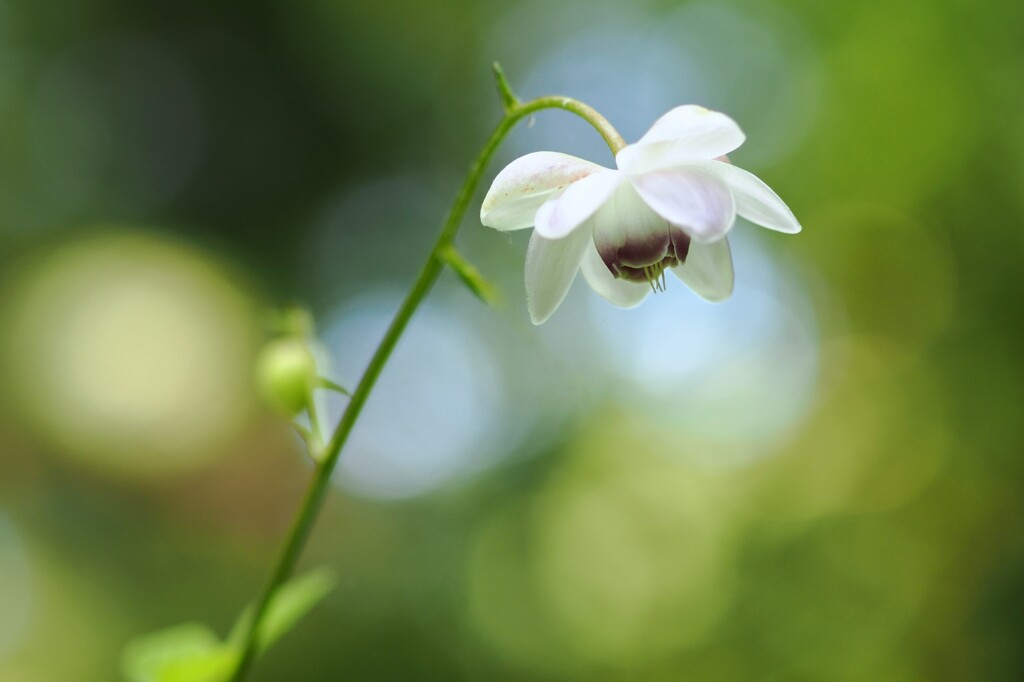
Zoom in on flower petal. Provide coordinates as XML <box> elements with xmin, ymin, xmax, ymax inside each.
<box><xmin>579</xmin><ymin>242</ymin><xmax>651</xmax><ymax>308</ymax></box>
<box><xmin>628</xmin><ymin>166</ymin><xmax>736</xmax><ymax>243</ymax></box>
<box><xmin>671</xmin><ymin>237</ymin><xmax>734</xmax><ymax>302</ymax></box>
<box><xmin>616</xmin><ymin>106</ymin><xmax>745</xmax><ymax>174</ymax></box>
<box><xmin>590</xmin><ymin>182</ymin><xmax>675</xmax><ymax>273</ymax></box>
<box><xmin>524</xmin><ymin>227</ymin><xmax>591</xmax><ymax>325</ymax></box>
<box><xmin>696</xmin><ymin>160</ymin><xmax>801</xmax><ymax>234</ymax></box>
<box><xmin>480</xmin><ymin>152</ymin><xmax>607</xmax><ymax>231</ymax></box>
<box><xmin>534</xmin><ymin>170</ymin><xmax>622</xmax><ymax>239</ymax></box>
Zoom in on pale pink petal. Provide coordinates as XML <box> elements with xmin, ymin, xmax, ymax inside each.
<box><xmin>480</xmin><ymin>152</ymin><xmax>606</xmax><ymax>231</ymax></box>
<box><xmin>628</xmin><ymin>166</ymin><xmax>737</xmax><ymax>242</ymax></box>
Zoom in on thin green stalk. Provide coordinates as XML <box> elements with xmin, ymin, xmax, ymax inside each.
<box><xmin>226</xmin><ymin>90</ymin><xmax>624</xmax><ymax>682</ymax></box>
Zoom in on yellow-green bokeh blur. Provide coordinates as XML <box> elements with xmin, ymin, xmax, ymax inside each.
<box><xmin>1</xmin><ymin>0</ymin><xmax>1022</xmax><ymax>680</ymax></box>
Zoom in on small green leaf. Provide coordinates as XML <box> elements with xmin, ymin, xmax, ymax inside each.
<box><xmin>491</xmin><ymin>62</ymin><xmax>520</xmax><ymax>113</ymax></box>
<box><xmin>438</xmin><ymin>245</ymin><xmax>501</xmax><ymax>306</ymax></box>
<box><xmin>123</xmin><ymin>569</ymin><xmax>337</xmax><ymax>682</ymax></box>
<box><xmin>121</xmin><ymin>623</ymin><xmax>236</xmax><ymax>682</ymax></box>
<box><xmin>229</xmin><ymin>567</ymin><xmax>337</xmax><ymax>654</ymax></box>
<box><xmin>317</xmin><ymin>377</ymin><xmax>351</xmax><ymax>396</ymax></box>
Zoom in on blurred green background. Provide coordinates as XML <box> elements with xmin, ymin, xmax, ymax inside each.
<box><xmin>1</xmin><ymin>0</ymin><xmax>1023</xmax><ymax>680</ymax></box>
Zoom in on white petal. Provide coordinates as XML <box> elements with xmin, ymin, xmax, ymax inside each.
<box><xmin>696</xmin><ymin>160</ymin><xmax>801</xmax><ymax>234</ymax></box>
<box><xmin>534</xmin><ymin>170</ymin><xmax>622</xmax><ymax>239</ymax></box>
<box><xmin>524</xmin><ymin>227</ymin><xmax>591</xmax><ymax>325</ymax></box>
<box><xmin>629</xmin><ymin>166</ymin><xmax>736</xmax><ymax>243</ymax></box>
<box><xmin>480</xmin><ymin>152</ymin><xmax>606</xmax><ymax>231</ymax></box>
<box><xmin>579</xmin><ymin>242</ymin><xmax>651</xmax><ymax>308</ymax></box>
<box><xmin>616</xmin><ymin>106</ymin><xmax>745</xmax><ymax>174</ymax></box>
<box><xmin>672</xmin><ymin>237</ymin><xmax>734</xmax><ymax>302</ymax></box>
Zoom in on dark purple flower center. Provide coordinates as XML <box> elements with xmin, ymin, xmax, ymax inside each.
<box><xmin>596</xmin><ymin>227</ymin><xmax>691</xmax><ymax>291</ymax></box>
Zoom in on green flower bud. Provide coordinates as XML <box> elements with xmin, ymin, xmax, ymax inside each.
<box><xmin>256</xmin><ymin>338</ymin><xmax>317</xmax><ymax>416</ymax></box>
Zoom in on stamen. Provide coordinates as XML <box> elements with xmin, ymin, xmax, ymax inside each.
<box><xmin>639</xmin><ymin>262</ymin><xmax>670</xmax><ymax>292</ymax></box>
<box><xmin>613</xmin><ymin>255</ymin><xmax>679</xmax><ymax>287</ymax></box>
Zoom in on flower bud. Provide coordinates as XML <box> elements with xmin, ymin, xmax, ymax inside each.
<box><xmin>256</xmin><ymin>338</ymin><xmax>317</xmax><ymax>416</ymax></box>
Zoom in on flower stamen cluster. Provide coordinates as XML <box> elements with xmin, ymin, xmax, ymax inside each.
<box><xmin>637</xmin><ymin>262</ymin><xmax>671</xmax><ymax>292</ymax></box>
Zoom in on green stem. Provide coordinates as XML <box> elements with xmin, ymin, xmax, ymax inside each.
<box><xmin>304</xmin><ymin>394</ymin><xmax>324</xmax><ymax>460</ymax></box>
<box><xmin>225</xmin><ymin>93</ymin><xmax>624</xmax><ymax>682</ymax></box>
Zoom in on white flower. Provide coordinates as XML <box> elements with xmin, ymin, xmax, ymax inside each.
<box><xmin>480</xmin><ymin>105</ymin><xmax>801</xmax><ymax>324</ymax></box>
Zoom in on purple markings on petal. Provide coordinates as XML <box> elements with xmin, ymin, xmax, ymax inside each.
<box><xmin>596</xmin><ymin>225</ymin><xmax>692</xmax><ymax>284</ymax></box>
<box><xmin>670</xmin><ymin>227</ymin><xmax>691</xmax><ymax>264</ymax></box>
<box><xmin>617</xmin><ymin>231</ymin><xmax>671</xmax><ymax>268</ymax></box>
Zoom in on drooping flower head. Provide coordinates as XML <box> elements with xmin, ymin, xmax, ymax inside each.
<box><xmin>480</xmin><ymin>105</ymin><xmax>801</xmax><ymax>324</ymax></box>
